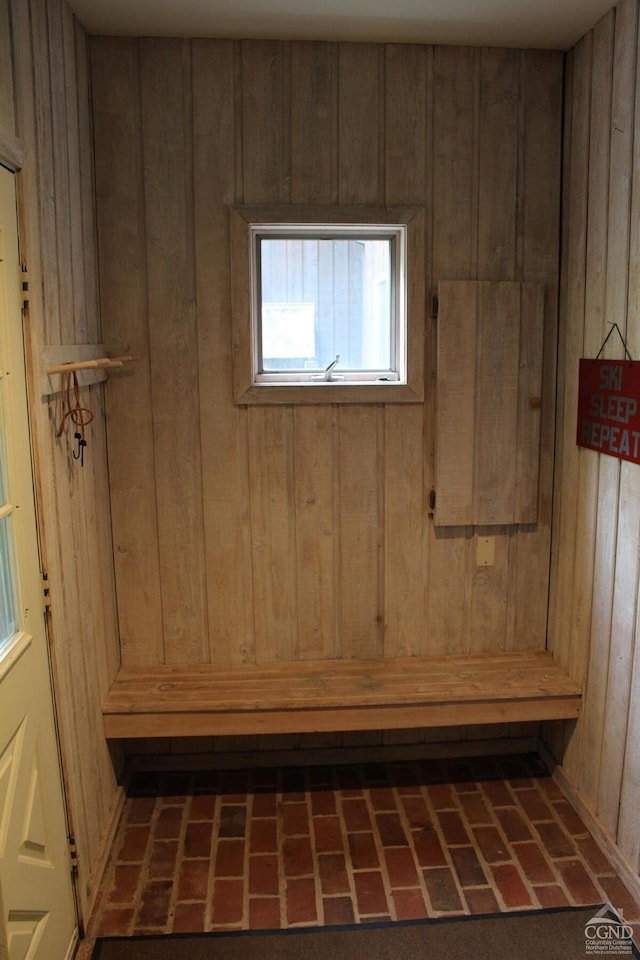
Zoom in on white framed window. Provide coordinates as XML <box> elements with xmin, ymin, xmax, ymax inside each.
<box><xmin>230</xmin><ymin>206</ymin><xmax>425</xmax><ymax>405</ymax></box>
<box><xmin>254</xmin><ymin>225</ymin><xmax>405</xmax><ymax>384</ymax></box>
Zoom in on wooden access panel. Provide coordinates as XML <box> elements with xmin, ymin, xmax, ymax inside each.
<box><xmin>435</xmin><ymin>280</ymin><xmax>545</xmax><ymax>526</ymax></box>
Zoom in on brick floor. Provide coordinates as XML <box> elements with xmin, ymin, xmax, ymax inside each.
<box><xmin>87</xmin><ymin>754</ymin><xmax>640</xmax><ymax>938</ymax></box>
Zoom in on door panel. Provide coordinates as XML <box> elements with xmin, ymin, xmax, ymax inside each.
<box><xmin>0</xmin><ymin>166</ymin><xmax>77</xmax><ymax>959</ymax></box>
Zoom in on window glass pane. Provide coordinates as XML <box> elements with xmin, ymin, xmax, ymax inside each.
<box><xmin>0</xmin><ymin>516</ymin><xmax>17</xmax><ymax>651</ymax></box>
<box><xmin>259</xmin><ymin>237</ymin><xmax>392</xmax><ymax>374</ymax></box>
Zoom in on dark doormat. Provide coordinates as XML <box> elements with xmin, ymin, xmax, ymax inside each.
<box><xmin>91</xmin><ymin>905</ymin><xmax>640</xmax><ymax>960</ymax></box>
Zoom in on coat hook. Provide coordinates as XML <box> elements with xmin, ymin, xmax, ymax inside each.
<box><xmin>72</xmin><ymin>431</ymin><xmax>87</xmax><ymax>465</ymax></box>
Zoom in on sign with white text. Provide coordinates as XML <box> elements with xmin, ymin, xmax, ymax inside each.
<box><xmin>577</xmin><ymin>359</ymin><xmax>640</xmax><ymax>464</ymax></box>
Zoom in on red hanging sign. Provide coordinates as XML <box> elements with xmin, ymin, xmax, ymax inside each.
<box><xmin>577</xmin><ymin>359</ymin><xmax>640</xmax><ymax>464</ymax></box>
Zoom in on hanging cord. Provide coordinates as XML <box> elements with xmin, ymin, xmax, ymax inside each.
<box><xmin>56</xmin><ymin>369</ymin><xmax>95</xmax><ymax>465</ymax></box>
<box><xmin>594</xmin><ymin>322</ymin><xmax>634</xmax><ymax>361</ymax></box>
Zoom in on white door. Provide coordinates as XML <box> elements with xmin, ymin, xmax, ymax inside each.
<box><xmin>0</xmin><ymin>166</ymin><xmax>77</xmax><ymax>959</ymax></box>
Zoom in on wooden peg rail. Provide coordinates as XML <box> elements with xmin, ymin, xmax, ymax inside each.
<box><xmin>41</xmin><ymin>344</ymin><xmax>136</xmax><ymax>396</ymax></box>
<box><xmin>45</xmin><ymin>355</ymin><xmax>133</xmax><ymax>375</ymax></box>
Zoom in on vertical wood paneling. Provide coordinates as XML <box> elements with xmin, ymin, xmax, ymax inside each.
<box><xmin>92</xmin><ymin>39</ymin><xmax>163</xmax><ymax>666</ymax></box>
<box><xmin>384</xmin><ymin>44</ymin><xmax>426</xmax><ymax>204</ymax></box>
<box><xmin>549</xmin><ymin>0</ymin><xmax>640</xmax><ymax>886</ymax></box>
<box><xmin>571</xmin><ymin>4</ymin><xmax>630</xmax><ymax>797</ymax></box>
<box><xmin>618</xmin><ymin>617</ymin><xmax>640</xmax><ymax>870</ymax></box>
<box><xmin>38</xmin><ymin>0</ymin><xmax>111</xmax><ymax>896</ymax></box>
<box><xmin>568</xmin><ymin>11</ymin><xmax>614</xmax><ymax>696</ymax></box>
<box><xmin>248</xmin><ymin>408</ymin><xmax>297</xmax><ymax>662</ymax></box>
<box><xmin>432</xmin><ymin>46</ymin><xmax>476</xmax><ymax>281</ymax></box>
<box><xmin>521</xmin><ymin>51</ymin><xmax>564</xmax><ymax>287</ymax></box>
<box><xmin>290</xmin><ymin>42</ymin><xmax>337</xmax><ymax>205</ymax></box>
<box><xmin>382</xmin><ymin>405</ymin><xmax>424</xmax><ymax>657</ymax></box>
<box><xmin>8</xmin><ymin>0</ymin><xmax>123</xmax><ymax>923</ymax></box>
<box><xmin>85</xmin><ymin>395</ymin><xmax>120</xmax><ymax>692</ymax></box>
<box><xmin>468</xmin><ymin>286</ymin><xmax>516</xmax><ymax>654</ymax></box>
<box><xmin>435</xmin><ymin>282</ymin><xmax>477</xmax><ymax>526</ymax></box>
<box><xmin>241</xmin><ymin>40</ymin><xmax>287</xmax><ymax>204</ymax></box>
<box><xmin>429</xmin><ymin>46</ymin><xmax>476</xmax><ymax>653</ymax></box>
<box><xmin>30</xmin><ymin>0</ymin><xmax>59</xmax><ymax>347</ymax></box>
<box><xmin>0</xmin><ymin>0</ymin><xmax>14</xmax><ymax>131</ymax></box>
<box><xmin>74</xmin><ymin>20</ymin><xmax>100</xmax><ymax>342</ymax></box>
<box><xmin>339</xmin><ymin>406</ymin><xmax>381</xmax><ymax>658</ymax></box>
<box><xmin>617</xmin><ymin>7</ymin><xmax>640</xmax><ymax>869</ymax></box>
<box><xmin>383</xmin><ymin>44</ymin><xmax>427</xmax><ymax>659</ymax></box>
<box><xmin>52</xmin><ymin>0</ymin><xmax>117</xmax><ymax>844</ymax></box>
<box><xmin>552</xmin><ymin>36</ymin><xmax>594</xmax><ymax>675</ymax></box>
<box><xmin>93</xmin><ymin>41</ymin><xmax>561</xmax><ymax>689</ymax></box>
<box><xmin>419</xmin><ymin>50</ymin><xmax>435</xmax><ymax>664</ymax></box>
<box><xmin>546</xmin><ymin>31</ymin><xmax>594</xmax><ymax>768</ymax></box>
<box><xmin>241</xmin><ymin>40</ymin><xmax>297</xmax><ymax>665</ymax></box>
<box><xmin>289</xmin><ymin>42</ymin><xmax>340</xmax><ymax>664</ymax></box>
<box><xmin>472</xmin><ymin>48</ymin><xmax>521</xmax><ymax>654</ymax></box>
<box><xmin>46</xmin><ymin>0</ymin><xmax>74</xmax><ymax>344</ymax></box>
<box><xmin>544</xmin><ymin>49</ymin><xmax>573</xmax><ymax>727</ymax></box>
<box><xmin>436</xmin><ymin>280</ymin><xmax>543</xmax><ymax>529</ymax></box>
<box><xmin>475</xmin><ymin>283</ymin><xmax>520</xmax><ymax>523</ymax></box>
<box><xmin>46</xmin><ymin>15</ymin><xmax>104</xmax><ymax>862</ymax></box>
<box><xmin>80</xmin><ymin>0</ymin><xmax>120</xmax><ymax>694</ymax></box>
<box><xmin>338</xmin><ymin>44</ymin><xmax>380</xmax><ymax>205</ymax></box>
<box><xmin>572</xmin><ymin>11</ymin><xmax>615</xmax><ymax>796</ymax></box>
<box><xmin>337</xmin><ymin>43</ymin><xmax>383</xmax><ymax>659</ymax></box>
<box><xmin>192</xmin><ymin>40</ymin><xmax>254</xmax><ymax>666</ymax></box>
<box><xmin>293</xmin><ymin>406</ymin><xmax>337</xmax><ymax>660</ymax></box>
<box><xmin>61</xmin><ymin>2</ymin><xmax>85</xmax><ymax>342</ymax></box>
<box><xmin>595</xmin><ymin>0</ymin><xmax>639</xmax><ymax>837</ymax></box>
<box><xmin>513</xmin><ymin>50</ymin><xmax>563</xmax><ymax>651</ymax></box>
<box><xmin>140</xmin><ymin>39</ymin><xmax>208</xmax><ymax>663</ymax></box>
<box><xmin>477</xmin><ymin>49</ymin><xmax>519</xmax><ymax>281</ymax></box>
<box><xmin>515</xmin><ymin>284</ymin><xmax>545</xmax><ymax>523</ymax></box>
<box><xmin>599</xmin><ymin>469</ymin><xmax>640</xmax><ymax>832</ymax></box>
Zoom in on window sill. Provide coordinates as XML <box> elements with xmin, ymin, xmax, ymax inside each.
<box><xmin>235</xmin><ymin>381</ymin><xmax>424</xmax><ymax>405</ymax></box>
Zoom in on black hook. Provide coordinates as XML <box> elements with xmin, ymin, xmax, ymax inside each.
<box><xmin>73</xmin><ymin>431</ymin><xmax>87</xmax><ymax>466</ymax></box>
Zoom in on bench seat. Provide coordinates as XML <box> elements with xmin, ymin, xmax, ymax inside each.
<box><xmin>102</xmin><ymin>650</ymin><xmax>582</xmax><ymax>739</ymax></box>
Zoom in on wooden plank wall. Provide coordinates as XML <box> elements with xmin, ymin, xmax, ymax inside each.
<box><xmin>547</xmin><ymin>0</ymin><xmax>640</xmax><ymax>885</ymax></box>
<box><xmin>2</xmin><ymin>0</ymin><xmax>123</xmax><ymax>922</ymax></box>
<box><xmin>91</xmin><ymin>39</ymin><xmax>563</xmax><ymax>699</ymax></box>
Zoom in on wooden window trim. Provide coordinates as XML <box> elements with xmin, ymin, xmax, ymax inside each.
<box><xmin>230</xmin><ymin>204</ymin><xmax>425</xmax><ymax>405</ymax></box>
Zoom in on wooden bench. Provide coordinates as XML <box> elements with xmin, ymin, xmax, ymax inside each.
<box><xmin>102</xmin><ymin>650</ymin><xmax>581</xmax><ymax>739</ymax></box>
